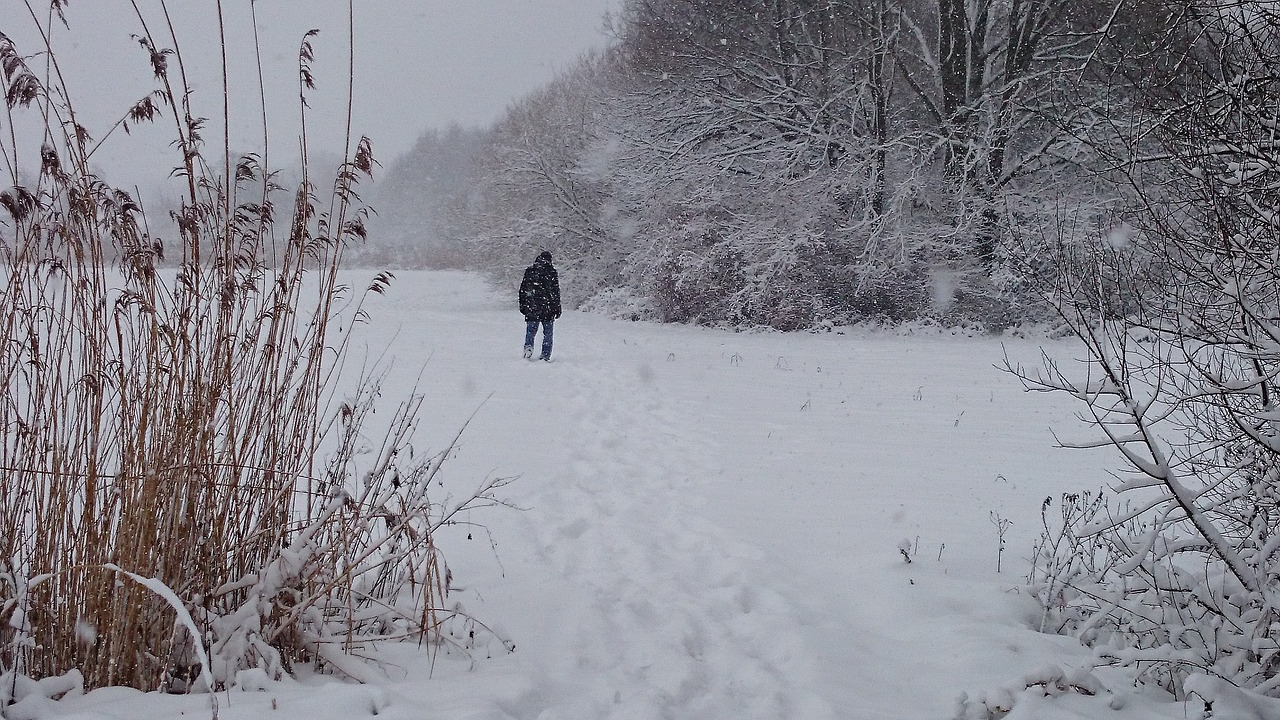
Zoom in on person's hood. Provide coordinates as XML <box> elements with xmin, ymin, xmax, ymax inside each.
<box><xmin>536</xmin><ymin>251</ymin><xmax>553</xmax><ymax>265</ymax></box>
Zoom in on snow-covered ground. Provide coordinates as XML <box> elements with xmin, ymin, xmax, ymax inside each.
<box><xmin>35</xmin><ymin>271</ymin><xmax>1208</xmax><ymax>720</ymax></box>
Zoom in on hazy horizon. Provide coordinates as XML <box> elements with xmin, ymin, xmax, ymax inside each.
<box><xmin>0</xmin><ymin>1</ymin><xmax>618</xmax><ymax>197</ymax></box>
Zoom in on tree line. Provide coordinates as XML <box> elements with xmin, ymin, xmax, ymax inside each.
<box><xmin>369</xmin><ymin>0</ymin><xmax>1185</xmax><ymax>330</ymax></box>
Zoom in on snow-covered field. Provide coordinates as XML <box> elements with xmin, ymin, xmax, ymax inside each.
<box><xmin>34</xmin><ymin>271</ymin><xmax>1209</xmax><ymax>719</ymax></box>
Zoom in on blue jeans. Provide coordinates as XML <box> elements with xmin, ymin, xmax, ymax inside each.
<box><xmin>525</xmin><ymin>320</ymin><xmax>553</xmax><ymax>359</ymax></box>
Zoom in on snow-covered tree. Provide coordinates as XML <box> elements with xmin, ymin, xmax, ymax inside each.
<box><xmin>358</xmin><ymin>125</ymin><xmax>486</xmax><ymax>268</ymax></box>
<box><xmin>451</xmin><ymin>55</ymin><xmax>622</xmax><ymax>307</ymax></box>
<box><xmin>1023</xmin><ymin>1</ymin><xmax>1280</xmax><ymax>697</ymax></box>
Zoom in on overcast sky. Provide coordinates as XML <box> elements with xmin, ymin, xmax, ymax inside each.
<box><xmin>1</xmin><ymin>0</ymin><xmax>618</xmax><ymax>193</ymax></box>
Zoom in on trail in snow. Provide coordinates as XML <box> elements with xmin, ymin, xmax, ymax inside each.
<box><xmin>44</xmin><ymin>271</ymin><xmax>1136</xmax><ymax>720</ymax></box>
<box><xmin>510</xmin><ymin>338</ymin><xmax>837</xmax><ymax>719</ymax></box>
<box><xmin>356</xmin><ymin>271</ymin><xmax>1112</xmax><ymax>719</ymax></box>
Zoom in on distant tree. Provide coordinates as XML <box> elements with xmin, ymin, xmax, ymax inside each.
<box><xmin>900</xmin><ymin>0</ymin><xmax>1122</xmax><ymax>266</ymax></box>
<box><xmin>358</xmin><ymin>125</ymin><xmax>486</xmax><ymax>267</ymax></box>
<box><xmin>602</xmin><ymin>0</ymin><xmax>951</xmax><ymax>326</ymax></box>
<box><xmin>618</xmin><ymin>0</ymin><xmax>882</xmax><ymax>185</ymax></box>
<box><xmin>453</xmin><ymin>55</ymin><xmax>621</xmax><ymax>305</ymax></box>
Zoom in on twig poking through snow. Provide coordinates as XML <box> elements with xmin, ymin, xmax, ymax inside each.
<box><xmin>989</xmin><ymin>512</ymin><xmax>1011</xmax><ymax>573</ymax></box>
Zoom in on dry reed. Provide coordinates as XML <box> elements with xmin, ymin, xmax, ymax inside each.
<box><xmin>0</xmin><ymin>2</ymin><xmax>507</xmax><ymax>695</ymax></box>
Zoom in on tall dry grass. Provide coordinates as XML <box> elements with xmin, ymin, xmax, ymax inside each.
<box><xmin>0</xmin><ymin>2</ymin><xmax>507</xmax><ymax>694</ymax></box>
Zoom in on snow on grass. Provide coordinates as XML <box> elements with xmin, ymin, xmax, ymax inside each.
<box><xmin>35</xmin><ymin>270</ymin><xmax>1204</xmax><ymax>720</ymax></box>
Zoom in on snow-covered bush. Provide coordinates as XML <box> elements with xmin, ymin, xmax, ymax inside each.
<box><xmin>0</xmin><ymin>9</ymin><xmax>505</xmax><ymax>695</ymax></box>
<box><xmin>1018</xmin><ymin>2</ymin><xmax>1280</xmax><ymax>699</ymax></box>
<box><xmin>1029</xmin><ymin>482</ymin><xmax>1280</xmax><ymax>695</ymax></box>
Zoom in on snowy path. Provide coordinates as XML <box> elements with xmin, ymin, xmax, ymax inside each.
<box><xmin>50</xmin><ymin>271</ymin><xmax>1121</xmax><ymax>720</ymax></box>
<box><xmin>510</xmin><ymin>335</ymin><xmax>838</xmax><ymax>719</ymax></box>
<box><xmin>364</xmin><ymin>271</ymin><xmax>1111</xmax><ymax>719</ymax></box>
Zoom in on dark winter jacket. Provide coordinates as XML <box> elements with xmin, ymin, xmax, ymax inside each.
<box><xmin>519</xmin><ymin>253</ymin><xmax>561</xmax><ymax>323</ymax></box>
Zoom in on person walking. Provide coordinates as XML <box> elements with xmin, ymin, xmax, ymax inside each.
<box><xmin>519</xmin><ymin>250</ymin><xmax>561</xmax><ymax>361</ymax></box>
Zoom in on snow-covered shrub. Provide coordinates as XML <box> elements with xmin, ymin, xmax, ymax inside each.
<box><xmin>0</xmin><ymin>10</ymin><xmax>506</xmax><ymax>695</ymax></box>
<box><xmin>576</xmin><ymin>286</ymin><xmax>659</xmax><ymax>322</ymax></box>
<box><xmin>953</xmin><ymin>664</ymin><xmax>1113</xmax><ymax>719</ymax></box>
<box><xmin>1029</xmin><ymin>484</ymin><xmax>1280</xmax><ymax>697</ymax></box>
<box><xmin>1025</xmin><ymin>492</ymin><xmax>1114</xmax><ymax>637</ymax></box>
<box><xmin>1018</xmin><ymin>4</ymin><xmax>1280</xmax><ymax>699</ymax></box>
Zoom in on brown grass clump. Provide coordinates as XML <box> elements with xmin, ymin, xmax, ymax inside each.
<box><xmin>0</xmin><ymin>3</ymin><xmax>507</xmax><ymax>694</ymax></box>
